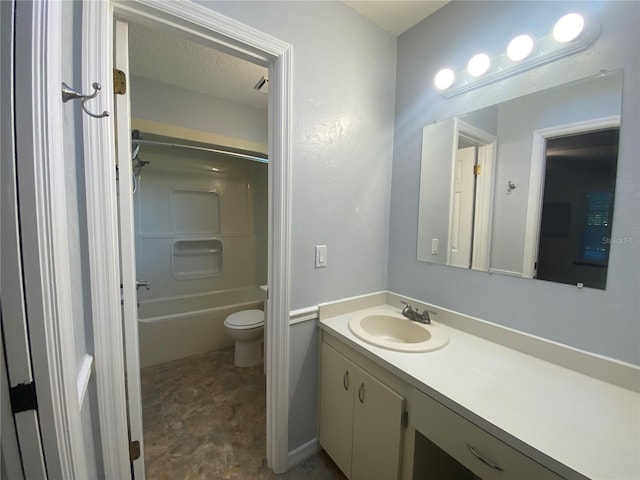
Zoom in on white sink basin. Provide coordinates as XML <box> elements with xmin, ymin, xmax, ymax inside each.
<box><xmin>348</xmin><ymin>309</ymin><xmax>449</xmax><ymax>353</ymax></box>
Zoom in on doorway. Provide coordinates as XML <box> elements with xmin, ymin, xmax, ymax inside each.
<box><xmin>523</xmin><ymin>115</ymin><xmax>620</xmax><ymax>282</ymax></box>
<box><xmin>536</xmin><ymin>128</ymin><xmax>619</xmax><ymax>289</ymax></box>
<box><xmin>116</xmin><ymin>8</ymin><xmax>288</xmax><ymax>472</ymax></box>
<box><xmin>108</xmin><ymin>2</ymin><xmax>293</xmax><ymax>476</ymax></box>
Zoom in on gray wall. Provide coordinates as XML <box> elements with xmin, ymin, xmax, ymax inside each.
<box><xmin>389</xmin><ymin>1</ymin><xmax>640</xmax><ymax>365</ymax></box>
<box><xmin>199</xmin><ymin>1</ymin><xmax>398</xmax><ymax>452</ymax></box>
<box><xmin>201</xmin><ymin>1</ymin><xmax>397</xmax><ymax>310</ymax></box>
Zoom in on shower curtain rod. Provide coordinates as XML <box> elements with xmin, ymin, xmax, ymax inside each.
<box><xmin>131</xmin><ymin>138</ymin><xmax>268</xmax><ymax>163</ymax></box>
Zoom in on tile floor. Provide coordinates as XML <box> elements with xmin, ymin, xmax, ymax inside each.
<box><xmin>141</xmin><ymin>347</ymin><xmax>346</xmax><ymax>479</ymax></box>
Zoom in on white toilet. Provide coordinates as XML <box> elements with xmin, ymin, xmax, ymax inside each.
<box><xmin>224</xmin><ymin>309</ymin><xmax>264</xmax><ymax>367</ymax></box>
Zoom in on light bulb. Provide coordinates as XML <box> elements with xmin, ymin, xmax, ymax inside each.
<box><xmin>434</xmin><ymin>68</ymin><xmax>455</xmax><ymax>90</ymax></box>
<box><xmin>467</xmin><ymin>53</ymin><xmax>490</xmax><ymax>77</ymax></box>
<box><xmin>553</xmin><ymin>13</ymin><xmax>585</xmax><ymax>43</ymax></box>
<box><xmin>507</xmin><ymin>35</ymin><xmax>534</xmax><ymax>61</ymax></box>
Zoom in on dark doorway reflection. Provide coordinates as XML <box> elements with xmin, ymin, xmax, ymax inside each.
<box><xmin>536</xmin><ymin>128</ymin><xmax>619</xmax><ymax>289</ymax></box>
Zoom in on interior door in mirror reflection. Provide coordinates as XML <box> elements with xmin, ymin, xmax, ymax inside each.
<box><xmin>417</xmin><ymin>69</ymin><xmax>623</xmax><ymax>290</ymax></box>
<box><xmin>449</xmin><ymin>147</ymin><xmax>476</xmax><ymax>268</ymax></box>
<box><xmin>418</xmin><ymin>118</ymin><xmax>496</xmax><ymax>271</ymax></box>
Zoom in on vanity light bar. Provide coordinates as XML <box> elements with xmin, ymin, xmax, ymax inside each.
<box><xmin>435</xmin><ymin>13</ymin><xmax>600</xmax><ymax>97</ymax></box>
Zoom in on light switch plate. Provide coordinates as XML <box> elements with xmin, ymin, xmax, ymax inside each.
<box><xmin>315</xmin><ymin>245</ymin><xmax>327</xmax><ymax>268</ymax></box>
<box><xmin>431</xmin><ymin>238</ymin><xmax>438</xmax><ymax>255</ymax></box>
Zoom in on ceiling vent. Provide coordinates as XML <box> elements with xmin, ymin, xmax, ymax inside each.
<box><xmin>253</xmin><ymin>76</ymin><xmax>268</xmax><ymax>94</ymax></box>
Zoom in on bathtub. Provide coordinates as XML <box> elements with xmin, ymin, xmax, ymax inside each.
<box><xmin>138</xmin><ymin>286</ymin><xmax>265</xmax><ymax>367</ymax></box>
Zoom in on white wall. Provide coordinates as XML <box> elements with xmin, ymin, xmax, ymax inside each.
<box><xmin>199</xmin><ymin>0</ymin><xmax>398</xmax><ymax>453</ymax></box>
<box><xmin>389</xmin><ymin>1</ymin><xmax>640</xmax><ymax>365</ymax></box>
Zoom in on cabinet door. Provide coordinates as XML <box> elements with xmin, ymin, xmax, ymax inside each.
<box><xmin>319</xmin><ymin>343</ymin><xmax>356</xmax><ymax>478</ymax></box>
<box><xmin>351</xmin><ymin>368</ymin><xmax>404</xmax><ymax>480</ymax></box>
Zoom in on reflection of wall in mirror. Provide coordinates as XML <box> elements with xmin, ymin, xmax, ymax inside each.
<box><xmin>489</xmin><ymin>73</ymin><xmax>622</xmax><ymax>275</ymax></box>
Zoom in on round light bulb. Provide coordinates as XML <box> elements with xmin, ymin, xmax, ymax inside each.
<box><xmin>434</xmin><ymin>68</ymin><xmax>455</xmax><ymax>90</ymax></box>
<box><xmin>553</xmin><ymin>13</ymin><xmax>585</xmax><ymax>43</ymax></box>
<box><xmin>507</xmin><ymin>35</ymin><xmax>534</xmax><ymax>61</ymax></box>
<box><xmin>467</xmin><ymin>53</ymin><xmax>491</xmax><ymax>77</ymax></box>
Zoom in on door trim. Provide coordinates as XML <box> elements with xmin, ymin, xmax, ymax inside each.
<box><xmin>522</xmin><ymin>115</ymin><xmax>620</xmax><ymax>278</ymax></box>
<box><xmin>109</xmin><ymin>0</ymin><xmax>293</xmax><ymax>474</ymax></box>
<box><xmin>12</xmin><ymin>1</ymin><xmax>89</xmax><ymax>477</ymax></box>
<box><xmin>77</xmin><ymin>1</ymin><xmax>133</xmax><ymax>477</ymax></box>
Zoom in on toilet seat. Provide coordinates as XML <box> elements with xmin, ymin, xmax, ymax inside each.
<box><xmin>224</xmin><ymin>309</ymin><xmax>264</xmax><ymax>330</ymax></box>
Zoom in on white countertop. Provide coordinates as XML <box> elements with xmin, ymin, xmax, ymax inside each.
<box><xmin>319</xmin><ymin>304</ymin><xmax>640</xmax><ymax>480</ymax></box>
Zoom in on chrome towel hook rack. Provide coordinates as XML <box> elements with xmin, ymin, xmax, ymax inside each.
<box><xmin>61</xmin><ymin>82</ymin><xmax>110</xmax><ymax>118</ymax></box>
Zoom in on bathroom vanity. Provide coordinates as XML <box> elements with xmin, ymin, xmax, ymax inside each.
<box><xmin>317</xmin><ymin>293</ymin><xmax>640</xmax><ymax>480</ymax></box>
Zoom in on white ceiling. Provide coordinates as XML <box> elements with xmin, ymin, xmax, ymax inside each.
<box><xmin>343</xmin><ymin>0</ymin><xmax>449</xmax><ymax>36</ymax></box>
<box><xmin>127</xmin><ymin>2</ymin><xmax>448</xmax><ymax>110</ymax></box>
<box><xmin>128</xmin><ymin>22</ymin><xmax>270</xmax><ymax>110</ymax></box>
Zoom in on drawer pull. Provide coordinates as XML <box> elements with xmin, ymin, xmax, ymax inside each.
<box><xmin>358</xmin><ymin>383</ymin><xmax>365</xmax><ymax>404</ymax></box>
<box><xmin>343</xmin><ymin>371</ymin><xmax>349</xmax><ymax>391</ymax></box>
<box><xmin>466</xmin><ymin>444</ymin><xmax>504</xmax><ymax>472</ymax></box>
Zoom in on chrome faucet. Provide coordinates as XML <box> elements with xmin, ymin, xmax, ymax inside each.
<box><xmin>401</xmin><ymin>301</ymin><xmax>435</xmax><ymax>324</ymax></box>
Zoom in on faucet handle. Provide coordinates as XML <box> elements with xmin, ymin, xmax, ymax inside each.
<box><xmin>400</xmin><ymin>301</ymin><xmax>413</xmax><ymax>313</ymax></box>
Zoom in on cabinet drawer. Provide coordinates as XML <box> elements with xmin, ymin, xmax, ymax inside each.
<box><xmin>411</xmin><ymin>389</ymin><xmax>563</xmax><ymax>480</ymax></box>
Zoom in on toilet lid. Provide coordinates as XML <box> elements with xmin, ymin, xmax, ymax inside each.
<box><xmin>224</xmin><ymin>309</ymin><xmax>264</xmax><ymax>329</ymax></box>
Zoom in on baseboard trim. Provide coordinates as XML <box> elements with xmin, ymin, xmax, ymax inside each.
<box><xmin>287</xmin><ymin>438</ymin><xmax>320</xmax><ymax>470</ymax></box>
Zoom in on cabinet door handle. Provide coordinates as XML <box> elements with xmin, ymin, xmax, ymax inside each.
<box><xmin>358</xmin><ymin>383</ymin><xmax>365</xmax><ymax>404</ymax></box>
<box><xmin>466</xmin><ymin>444</ymin><xmax>504</xmax><ymax>472</ymax></box>
<box><xmin>343</xmin><ymin>371</ymin><xmax>349</xmax><ymax>391</ymax></box>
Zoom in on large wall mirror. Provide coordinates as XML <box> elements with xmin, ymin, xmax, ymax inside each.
<box><xmin>417</xmin><ymin>70</ymin><xmax>622</xmax><ymax>290</ymax></box>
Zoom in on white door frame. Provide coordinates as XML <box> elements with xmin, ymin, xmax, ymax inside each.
<box><xmin>10</xmin><ymin>1</ymin><xmax>90</xmax><ymax>477</ymax></box>
<box><xmin>107</xmin><ymin>0</ymin><xmax>293</xmax><ymax>474</ymax></box>
<box><xmin>522</xmin><ymin>115</ymin><xmax>620</xmax><ymax>278</ymax></box>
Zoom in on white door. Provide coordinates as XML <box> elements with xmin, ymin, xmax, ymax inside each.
<box><xmin>114</xmin><ymin>19</ymin><xmax>146</xmax><ymax>479</ymax></box>
<box><xmin>449</xmin><ymin>146</ymin><xmax>477</xmax><ymax>268</ymax></box>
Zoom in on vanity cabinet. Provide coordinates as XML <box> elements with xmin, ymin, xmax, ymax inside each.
<box><xmin>319</xmin><ymin>343</ymin><xmax>405</xmax><ymax>480</ymax></box>
<box><xmin>411</xmin><ymin>389</ymin><xmax>564</xmax><ymax>480</ymax></box>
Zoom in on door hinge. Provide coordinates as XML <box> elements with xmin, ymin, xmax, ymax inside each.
<box><xmin>129</xmin><ymin>440</ymin><xmax>141</xmax><ymax>461</ymax></box>
<box><xmin>10</xmin><ymin>381</ymin><xmax>38</xmax><ymax>414</ymax></box>
<box><xmin>401</xmin><ymin>410</ymin><xmax>408</xmax><ymax>428</ymax></box>
<box><xmin>473</xmin><ymin>164</ymin><xmax>482</xmax><ymax>176</ymax></box>
<box><xmin>113</xmin><ymin>69</ymin><xmax>126</xmax><ymax>95</ymax></box>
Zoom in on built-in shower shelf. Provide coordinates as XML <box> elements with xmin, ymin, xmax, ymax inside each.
<box><xmin>171</xmin><ymin>239</ymin><xmax>223</xmax><ymax>279</ymax></box>
<box><xmin>173</xmin><ymin>249</ymin><xmax>222</xmax><ymax>256</ymax></box>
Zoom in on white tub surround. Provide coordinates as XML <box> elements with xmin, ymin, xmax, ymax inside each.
<box><xmin>318</xmin><ymin>295</ymin><xmax>640</xmax><ymax>480</ymax></box>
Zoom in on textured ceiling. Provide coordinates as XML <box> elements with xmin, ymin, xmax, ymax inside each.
<box><xmin>127</xmin><ymin>3</ymin><xmax>448</xmax><ymax>109</ymax></box>
<box><xmin>128</xmin><ymin>22</ymin><xmax>269</xmax><ymax>110</ymax></box>
<box><xmin>343</xmin><ymin>0</ymin><xmax>450</xmax><ymax>36</ymax></box>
